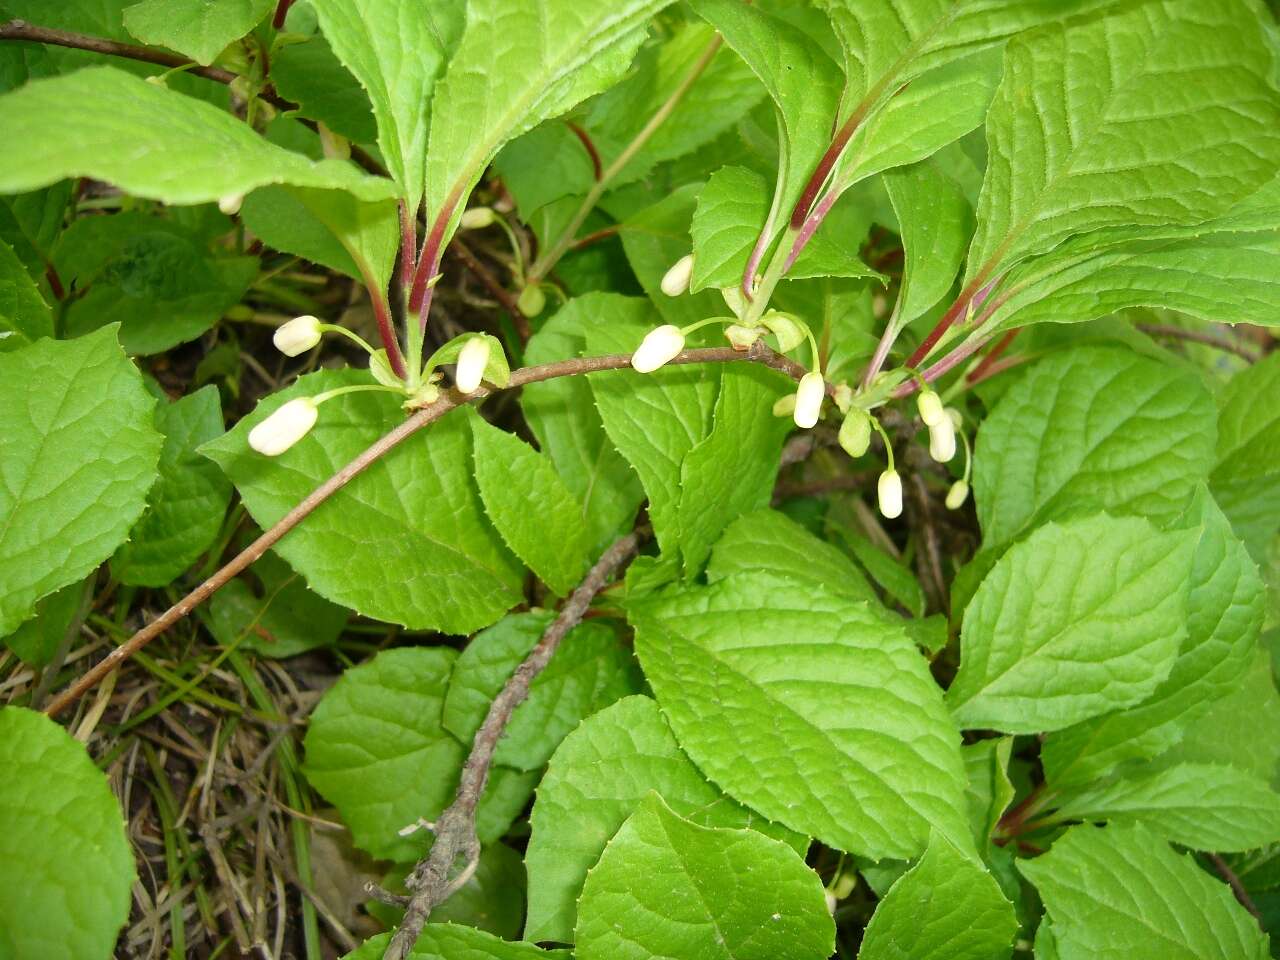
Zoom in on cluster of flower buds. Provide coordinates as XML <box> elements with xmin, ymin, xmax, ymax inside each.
<box><xmin>918</xmin><ymin>389</ymin><xmax>957</xmax><ymax>464</ymax></box>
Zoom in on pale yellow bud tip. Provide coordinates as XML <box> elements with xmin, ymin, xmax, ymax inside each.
<box><xmin>460</xmin><ymin>206</ymin><xmax>496</xmax><ymax>230</ymax></box>
<box><xmin>218</xmin><ymin>193</ymin><xmax>244</xmax><ymax>216</ymax></box>
<box><xmin>660</xmin><ymin>254</ymin><xmax>695</xmax><ymax>297</ymax></box>
<box><xmin>878</xmin><ymin>469</ymin><xmax>903</xmax><ymax>519</ymax></box>
<box><xmin>249</xmin><ymin>398</ymin><xmax>318</xmax><ymax>456</ymax></box>
<box><xmin>945</xmin><ymin>480</ymin><xmax>970</xmax><ymax>511</ymax></box>
<box><xmin>917</xmin><ymin>389</ymin><xmax>945</xmax><ymax>426</ymax></box>
<box><xmin>455</xmin><ymin>336</ymin><xmax>491</xmax><ymax>394</ymax></box>
<box><xmin>631</xmin><ymin>325</ymin><xmax>685</xmax><ymax>373</ymax></box>
<box><xmin>273</xmin><ymin>315</ymin><xmax>323</xmax><ymax>357</ymax></box>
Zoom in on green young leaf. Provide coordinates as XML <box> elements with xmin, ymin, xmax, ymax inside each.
<box><xmin>310</xmin><ymin>0</ymin><xmax>462</xmax><ymax>205</ymax></box>
<box><xmin>123</xmin><ymin>0</ymin><xmax>274</xmax><ymax>65</ymax></box>
<box><xmin>0</xmin><ymin>326</ymin><xmax>162</xmax><ymax>636</ymax></box>
<box><xmin>962</xmin><ymin>737</ymin><xmax>1015</xmax><ymax>847</ymax></box>
<box><xmin>1041</xmin><ymin>490</ymin><xmax>1263</xmax><ymax>789</ymax></box>
<box><xmin>949</xmin><ymin>514</ymin><xmax>1195</xmax><ymax>734</ymax></box>
<box><xmin>344</xmin><ymin>925</ymin><xmax>557</xmax><ymax>960</ymax></box>
<box><xmin>204</xmin><ymin>549</ymin><xmax>349</xmax><ymax>659</ymax></box>
<box><xmin>1051</xmin><ymin>763</ymin><xmax>1280</xmax><ymax>853</ymax></box>
<box><xmin>111</xmin><ymin>385</ymin><xmax>230</xmax><ymax>586</ymax></box>
<box><xmin>883</xmin><ymin>160</ymin><xmax>973</xmax><ymax>328</ymax></box>
<box><xmin>1211</xmin><ymin>351</ymin><xmax>1280</xmax><ymax>559</ymax></box>
<box><xmin>270</xmin><ymin>32</ymin><xmax>378</xmax><ymax>144</ymax></box>
<box><xmin>576</xmin><ymin>793</ymin><xmax>834</xmax><ymax>960</ymax></box>
<box><xmin>677</xmin><ymin>364</ymin><xmax>793</xmax><ymax>575</ymax></box>
<box><xmin>0</xmin><ymin>182</ymin><xmax>73</xmax><ymax>281</ymax></box>
<box><xmin>0</xmin><ymin>235</ymin><xmax>52</xmax><ymax>349</ymax></box>
<box><xmin>1</xmin><ymin>579</ymin><xmax>88</xmax><ymax>667</ymax></box>
<box><xmin>688</xmin><ymin>0</ymin><xmax>843</xmax><ymax>261</ymax></box>
<box><xmin>1018</xmin><ymin>823</ymin><xmax>1270</xmax><ymax>960</ymax></box>
<box><xmin>519</xmin><ymin>295</ymin><xmax>644</xmax><ymax>555</ymax></box>
<box><xmin>707</xmin><ymin>509</ymin><xmax>878</xmax><ymax>605</ymax></box>
<box><xmin>583</xmin><ymin>301</ymin><xmax>717</xmax><ymax>556</ymax></box>
<box><xmin>633</xmin><ymin>573</ymin><xmax>971</xmax><ymax>860</ymax></box>
<box><xmin>470</xmin><ymin>417</ymin><xmax>591</xmax><ymax>595</ymax></box>
<box><xmin>525</xmin><ymin>695</ymin><xmax>804</xmax><ymax>943</ymax></box>
<box><xmin>425</xmin><ymin>0</ymin><xmax>674</xmax><ymax>229</ymax></box>
<box><xmin>52</xmin><ymin>211</ymin><xmax>258</xmax><ymax>355</ymax></box>
<box><xmin>831</xmin><ymin>527</ymin><xmax>926</xmax><ymax>618</ymax></box>
<box><xmin>972</xmin><ymin>345</ymin><xmax>1217</xmax><ymax>547</ymax></box>
<box><xmin>441</xmin><ymin>612</ymin><xmax>641</xmax><ymax>772</ymax></box>
<box><xmin>0</xmin><ymin>706</ymin><xmax>134</xmax><ymax>960</ymax></box>
<box><xmin>303</xmin><ymin>647</ymin><xmax>535</xmax><ymax>862</ymax></box>
<box><xmin>0</xmin><ymin>66</ymin><xmax>396</xmax><ymax>204</ymax></box>
<box><xmin>859</xmin><ymin>831</ymin><xmax>1017</xmax><ymax>960</ymax></box>
<box><xmin>203</xmin><ymin>372</ymin><xmax>523</xmax><ymax>633</ymax></box>
<box><xmin>967</xmin><ymin>0</ymin><xmax>1280</xmax><ymax>282</ymax></box>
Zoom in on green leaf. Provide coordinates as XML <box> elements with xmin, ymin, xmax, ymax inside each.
<box><xmin>1</xmin><ymin>579</ymin><xmax>88</xmax><ymax>667</ymax></box>
<box><xmin>706</xmin><ymin>509</ymin><xmax>878</xmax><ymax>605</ymax></box>
<box><xmin>519</xmin><ymin>295</ymin><xmax>644</xmax><ymax>555</ymax></box>
<box><xmin>949</xmin><ymin>514</ymin><xmax>1195</xmax><ymax>734</ymax></box>
<box><xmin>688</xmin><ymin>0</ymin><xmax>843</xmax><ymax>261</ymax></box>
<box><xmin>52</xmin><ymin>210</ymin><xmax>258</xmax><ymax>355</ymax></box>
<box><xmin>470</xmin><ymin>418</ymin><xmax>590</xmax><ymax>595</ymax></box>
<box><xmin>0</xmin><ymin>235</ymin><xmax>51</xmax><ymax>349</ymax></box>
<box><xmin>111</xmin><ymin>386</ymin><xmax>230</xmax><ymax>586</ymax></box>
<box><xmin>968</xmin><ymin>0</ymin><xmax>1280</xmax><ymax>282</ymax></box>
<box><xmin>677</xmin><ymin>364</ymin><xmax>792</xmax><ymax>575</ymax></box>
<box><xmin>310</xmin><ymin>0</ymin><xmax>461</xmax><ymax>205</ymax></box>
<box><xmin>832</xmin><ymin>528</ymin><xmax>926</xmax><ymax>618</ymax></box>
<box><xmin>972</xmin><ymin>345</ymin><xmax>1217</xmax><ymax>547</ymax></box>
<box><xmin>425</xmin><ymin>0</ymin><xmax>674</xmax><ymax>229</ymax></box>
<box><xmin>0</xmin><ymin>706</ymin><xmax>134</xmax><ymax>960</ymax></box>
<box><xmin>1041</xmin><ymin>490</ymin><xmax>1263</xmax><ymax>788</ymax></box>
<box><xmin>123</xmin><ymin>0</ymin><xmax>273</xmax><ymax>65</ymax></box>
<box><xmin>962</xmin><ymin>737</ymin><xmax>1015</xmax><ymax>847</ymax></box>
<box><xmin>0</xmin><ymin>182</ymin><xmax>73</xmax><ymax>281</ymax></box>
<box><xmin>344</xmin><ymin>925</ymin><xmax>556</xmax><ymax>960</ymax></box>
<box><xmin>303</xmin><ymin>647</ymin><xmax>535</xmax><ymax>862</ymax></box>
<box><xmin>525</xmin><ymin>695</ymin><xmax>804</xmax><ymax>943</ymax></box>
<box><xmin>0</xmin><ymin>325</ymin><xmax>162</xmax><ymax>636</ymax></box>
<box><xmin>203</xmin><ymin>372</ymin><xmax>523</xmax><ymax>633</ymax></box>
<box><xmin>883</xmin><ymin>160</ymin><xmax>973</xmax><ymax>328</ymax></box>
<box><xmin>583</xmin><ymin>301</ymin><xmax>717</xmax><ymax>557</ymax></box>
<box><xmin>1052</xmin><ymin>763</ymin><xmax>1280</xmax><ymax>853</ymax></box>
<box><xmin>271</xmin><ymin>33</ymin><xmax>377</xmax><ymax>144</ymax></box>
<box><xmin>441</xmin><ymin>612</ymin><xmax>641</xmax><ymax>772</ymax></box>
<box><xmin>633</xmin><ymin>573</ymin><xmax>971</xmax><ymax>859</ymax></box>
<box><xmin>0</xmin><ymin>66</ymin><xmax>396</xmax><ymax>204</ymax></box>
<box><xmin>859</xmin><ymin>831</ymin><xmax>1017</xmax><ymax>960</ymax></box>
<box><xmin>1211</xmin><ymin>351</ymin><xmax>1280</xmax><ymax>559</ymax></box>
<box><xmin>576</xmin><ymin>793</ymin><xmax>834</xmax><ymax>960</ymax></box>
<box><xmin>204</xmin><ymin>549</ymin><xmax>348</xmax><ymax>659</ymax></box>
<box><xmin>1018</xmin><ymin>823</ymin><xmax>1270</xmax><ymax>960</ymax></box>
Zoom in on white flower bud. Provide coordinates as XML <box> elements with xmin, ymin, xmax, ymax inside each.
<box><xmin>725</xmin><ymin>324</ymin><xmax>762</xmax><ymax>350</ymax></box>
<box><xmin>249</xmin><ymin>398</ymin><xmax>318</xmax><ymax>456</ymax></box>
<box><xmin>948</xmin><ymin>407</ymin><xmax>963</xmax><ymax>429</ymax></box>
<box><xmin>273</xmin><ymin>315</ymin><xmax>323</xmax><ymax>357</ymax></box>
<box><xmin>839</xmin><ymin>410</ymin><xmax>872</xmax><ymax>458</ymax></box>
<box><xmin>917</xmin><ymin>389</ymin><xmax>945</xmax><ymax>426</ymax></box>
<box><xmin>517</xmin><ymin>284</ymin><xmax>546</xmax><ymax>317</ymax></box>
<box><xmin>946</xmin><ymin>480</ymin><xmax>970</xmax><ymax>511</ymax></box>
<box><xmin>878</xmin><ymin>469</ymin><xmax>903</xmax><ymax>519</ymax></box>
<box><xmin>928</xmin><ymin>416</ymin><xmax>956</xmax><ymax>463</ymax></box>
<box><xmin>218</xmin><ymin>193</ymin><xmax>244</xmax><ymax>216</ymax></box>
<box><xmin>455</xmin><ymin>336</ymin><xmax>491</xmax><ymax>394</ymax></box>
<box><xmin>631</xmin><ymin>324</ymin><xmax>685</xmax><ymax>373</ymax></box>
<box><xmin>772</xmin><ymin>393</ymin><xmax>797</xmax><ymax>417</ymax></box>
<box><xmin>660</xmin><ymin>253</ymin><xmax>694</xmax><ymax>297</ymax></box>
<box><xmin>459</xmin><ymin>206</ymin><xmax>496</xmax><ymax>230</ymax></box>
<box><xmin>793</xmin><ymin>372</ymin><xmax>825</xmax><ymax>429</ymax></box>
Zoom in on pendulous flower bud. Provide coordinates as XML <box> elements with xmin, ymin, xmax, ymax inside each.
<box><xmin>928</xmin><ymin>416</ymin><xmax>956</xmax><ymax>463</ymax></box>
<box><xmin>631</xmin><ymin>324</ymin><xmax>685</xmax><ymax>373</ymax></box>
<box><xmin>793</xmin><ymin>372</ymin><xmax>825</xmax><ymax>429</ymax></box>
<box><xmin>839</xmin><ymin>409</ymin><xmax>872</xmax><ymax>458</ymax></box>
<box><xmin>517</xmin><ymin>284</ymin><xmax>546</xmax><ymax>317</ymax></box>
<box><xmin>455</xmin><ymin>336</ymin><xmax>491</xmax><ymax>394</ymax></box>
<box><xmin>273</xmin><ymin>315</ymin><xmax>323</xmax><ymax>357</ymax></box>
<box><xmin>878</xmin><ymin>469</ymin><xmax>903</xmax><ymax>519</ymax></box>
<box><xmin>218</xmin><ymin>193</ymin><xmax>244</xmax><ymax>216</ymax></box>
<box><xmin>945</xmin><ymin>480</ymin><xmax>970</xmax><ymax>510</ymax></box>
<box><xmin>660</xmin><ymin>253</ymin><xmax>695</xmax><ymax>297</ymax></box>
<box><xmin>917</xmin><ymin>389</ymin><xmax>945</xmax><ymax>427</ymax></box>
<box><xmin>459</xmin><ymin>206</ymin><xmax>496</xmax><ymax>230</ymax></box>
<box><xmin>249</xmin><ymin>398</ymin><xmax>318</xmax><ymax>456</ymax></box>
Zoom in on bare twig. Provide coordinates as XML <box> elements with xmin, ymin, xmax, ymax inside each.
<box><xmin>1209</xmin><ymin>853</ymin><xmax>1264</xmax><ymax>922</ymax></box>
<box><xmin>449</xmin><ymin>238</ymin><xmax>530</xmax><ymax>342</ymax></box>
<box><xmin>385</xmin><ymin>532</ymin><xmax>641</xmax><ymax>960</ymax></box>
<box><xmin>1138</xmin><ymin>323</ymin><xmax>1260</xmax><ymax>363</ymax></box>
<box><xmin>44</xmin><ymin>342</ymin><xmax>809</xmax><ymax>718</ymax></box>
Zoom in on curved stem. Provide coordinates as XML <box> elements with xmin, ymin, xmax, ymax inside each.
<box><xmin>43</xmin><ymin>342</ymin><xmax>808</xmax><ymax>718</ymax></box>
